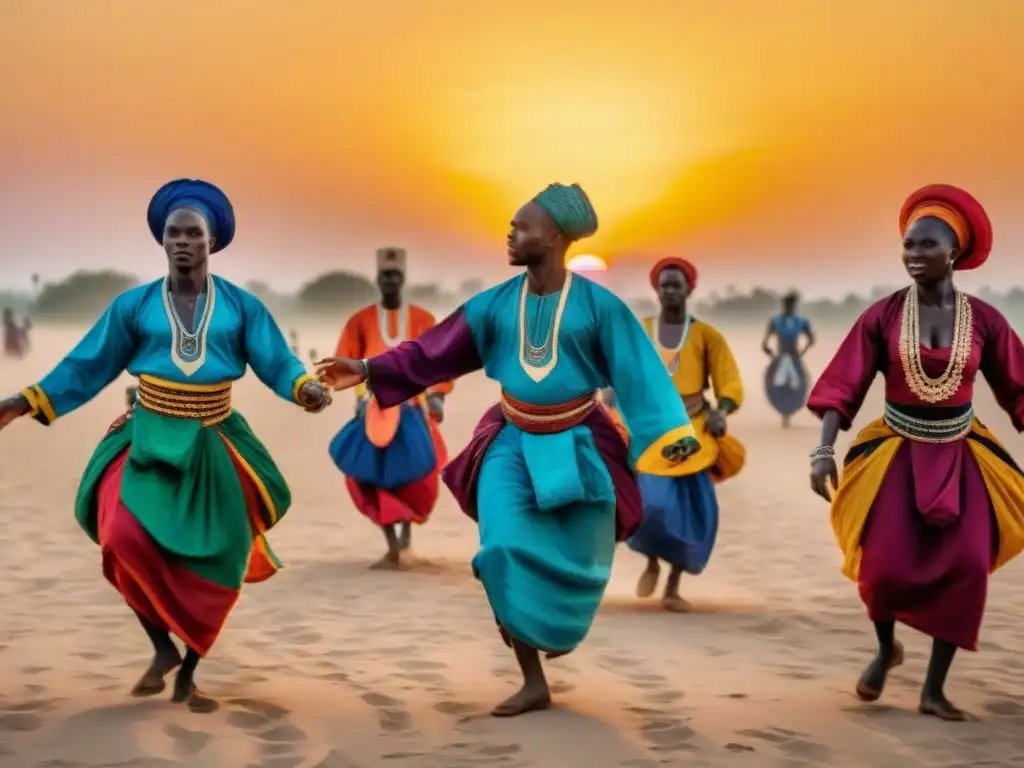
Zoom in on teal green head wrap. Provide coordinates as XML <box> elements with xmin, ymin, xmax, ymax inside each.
<box><xmin>532</xmin><ymin>183</ymin><xmax>598</xmax><ymax>242</ymax></box>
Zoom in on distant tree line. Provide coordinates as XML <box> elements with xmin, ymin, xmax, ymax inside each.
<box><xmin>7</xmin><ymin>270</ymin><xmax>1024</xmax><ymax>328</ymax></box>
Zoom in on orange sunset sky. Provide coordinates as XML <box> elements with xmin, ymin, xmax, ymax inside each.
<box><xmin>1</xmin><ymin>0</ymin><xmax>1022</xmax><ymax>298</ymax></box>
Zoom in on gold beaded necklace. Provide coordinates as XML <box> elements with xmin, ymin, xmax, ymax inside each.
<box><xmin>898</xmin><ymin>285</ymin><xmax>973</xmax><ymax>404</ymax></box>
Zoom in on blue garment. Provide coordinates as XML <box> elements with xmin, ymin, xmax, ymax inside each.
<box><xmin>627</xmin><ymin>472</ymin><xmax>719</xmax><ymax>573</ymax></box>
<box><xmin>770</xmin><ymin>313</ymin><xmax>810</xmax><ymax>343</ymax></box>
<box><xmin>328</xmin><ymin>403</ymin><xmax>436</xmax><ymax>489</ymax></box>
<box><xmin>462</xmin><ymin>272</ymin><xmax>692</xmax><ymax>652</ymax></box>
<box><xmin>32</xmin><ymin>275</ymin><xmax>310</xmax><ymax>420</ymax></box>
<box><xmin>147</xmin><ymin>179</ymin><xmax>236</xmax><ymax>252</ymax></box>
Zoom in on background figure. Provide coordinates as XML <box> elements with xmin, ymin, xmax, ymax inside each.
<box><xmin>762</xmin><ymin>291</ymin><xmax>814</xmax><ymax>427</ymax></box>
<box><xmin>327</xmin><ymin>247</ymin><xmax>451</xmax><ymax>568</ymax></box>
<box><xmin>3</xmin><ymin>308</ymin><xmax>25</xmax><ymax>358</ymax></box>
<box><xmin>289</xmin><ymin>329</ymin><xmax>300</xmax><ymax>355</ymax></box>
<box><xmin>627</xmin><ymin>258</ymin><xmax>745</xmax><ymax>611</ymax></box>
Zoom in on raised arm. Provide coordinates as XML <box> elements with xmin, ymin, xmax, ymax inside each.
<box><xmin>705</xmin><ymin>325</ymin><xmax>743</xmax><ymax>413</ymax></box>
<box><xmin>242</xmin><ymin>292</ymin><xmax>315</xmax><ymax>405</ymax></box>
<box><xmin>366</xmin><ymin>306</ymin><xmax>483</xmax><ymax>408</ymax></box>
<box><xmin>418</xmin><ymin>308</ymin><xmax>455</xmax><ymax>397</ymax></box>
<box><xmin>21</xmin><ymin>292</ymin><xmax>138</xmax><ymax>425</ymax></box>
<box><xmin>597</xmin><ymin>293</ymin><xmax>696</xmax><ymax>473</ymax></box>
<box><xmin>978</xmin><ymin>303</ymin><xmax>1024</xmax><ymax>432</ymax></box>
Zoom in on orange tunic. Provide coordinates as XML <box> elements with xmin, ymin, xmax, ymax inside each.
<box><xmin>335</xmin><ymin>304</ymin><xmax>453</xmax><ymax>397</ymax></box>
<box><xmin>334</xmin><ymin>303</ymin><xmax>451</xmax><ymax>526</ymax></box>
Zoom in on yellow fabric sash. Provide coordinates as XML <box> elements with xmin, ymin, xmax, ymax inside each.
<box><xmin>831</xmin><ymin>417</ymin><xmax>1024</xmax><ymax>581</ymax></box>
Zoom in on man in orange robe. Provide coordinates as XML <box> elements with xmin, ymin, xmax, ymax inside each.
<box><xmin>328</xmin><ymin>248</ymin><xmax>452</xmax><ymax>568</ymax></box>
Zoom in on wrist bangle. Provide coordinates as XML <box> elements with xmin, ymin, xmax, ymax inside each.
<box><xmin>810</xmin><ymin>445</ymin><xmax>835</xmax><ymax>461</ymax></box>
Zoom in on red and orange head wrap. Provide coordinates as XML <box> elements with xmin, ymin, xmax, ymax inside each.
<box><xmin>650</xmin><ymin>257</ymin><xmax>697</xmax><ymax>292</ymax></box>
<box><xmin>898</xmin><ymin>184</ymin><xmax>993</xmax><ymax>271</ymax></box>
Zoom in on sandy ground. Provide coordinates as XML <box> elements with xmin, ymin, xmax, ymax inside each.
<box><xmin>1</xmin><ymin>324</ymin><xmax>1024</xmax><ymax>768</ymax></box>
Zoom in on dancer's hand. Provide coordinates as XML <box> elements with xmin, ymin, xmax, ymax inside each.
<box><xmin>298</xmin><ymin>380</ymin><xmax>332</xmax><ymax>412</ymax></box>
<box><xmin>662</xmin><ymin>435</ymin><xmax>700</xmax><ymax>463</ymax></box>
<box><xmin>705</xmin><ymin>409</ymin><xmax>727</xmax><ymax>438</ymax></box>
<box><xmin>0</xmin><ymin>395</ymin><xmax>31</xmax><ymax>432</ymax></box>
<box><xmin>810</xmin><ymin>456</ymin><xmax>838</xmax><ymax>501</ymax></box>
<box><xmin>315</xmin><ymin>357</ymin><xmax>366</xmax><ymax>391</ymax></box>
<box><xmin>425</xmin><ymin>393</ymin><xmax>445</xmax><ymax>423</ymax></box>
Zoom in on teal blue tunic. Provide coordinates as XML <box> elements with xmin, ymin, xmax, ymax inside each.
<box><xmin>463</xmin><ymin>273</ymin><xmax>691</xmax><ymax>652</ymax></box>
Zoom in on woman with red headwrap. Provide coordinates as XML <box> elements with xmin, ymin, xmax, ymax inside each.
<box><xmin>808</xmin><ymin>184</ymin><xmax>1024</xmax><ymax>721</ymax></box>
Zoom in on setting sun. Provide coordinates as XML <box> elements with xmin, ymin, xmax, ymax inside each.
<box><xmin>566</xmin><ymin>254</ymin><xmax>608</xmax><ymax>273</ymax></box>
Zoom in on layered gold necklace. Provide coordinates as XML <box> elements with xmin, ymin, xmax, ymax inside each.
<box><xmin>898</xmin><ymin>285</ymin><xmax>973</xmax><ymax>404</ymax></box>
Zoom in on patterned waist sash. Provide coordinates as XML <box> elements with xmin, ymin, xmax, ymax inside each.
<box><xmin>882</xmin><ymin>400</ymin><xmax>973</xmax><ymax>443</ymax></box>
<box><xmin>137</xmin><ymin>374</ymin><xmax>232</xmax><ymax>427</ymax></box>
<box><xmin>500</xmin><ymin>390</ymin><xmax>597</xmax><ymax>435</ymax></box>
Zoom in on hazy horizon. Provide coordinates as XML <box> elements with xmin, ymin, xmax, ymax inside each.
<box><xmin>2</xmin><ymin>1</ymin><xmax>1023</xmax><ymax>298</ymax></box>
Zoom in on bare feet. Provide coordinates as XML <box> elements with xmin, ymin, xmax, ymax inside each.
<box><xmin>130</xmin><ymin>648</ymin><xmax>183</xmax><ymax>697</ymax></box>
<box><xmin>171</xmin><ymin>673</ymin><xmax>219</xmax><ymax>713</ymax></box>
<box><xmin>491</xmin><ymin>682</ymin><xmax>552</xmax><ymax>717</ymax></box>
<box><xmin>855</xmin><ymin>640</ymin><xmax>904</xmax><ymax>702</ymax></box>
<box><xmin>395</xmin><ymin>547</ymin><xmax>415</xmax><ymax>570</ymax></box>
<box><xmin>636</xmin><ymin>564</ymin><xmax>660</xmax><ymax>598</ymax></box>
<box><xmin>919</xmin><ymin>692</ymin><xmax>966</xmax><ymax>721</ymax></box>
<box><xmin>661</xmin><ymin>595</ymin><xmax>692</xmax><ymax>613</ymax></box>
<box><xmin>370</xmin><ymin>550</ymin><xmax>401</xmax><ymax>570</ymax></box>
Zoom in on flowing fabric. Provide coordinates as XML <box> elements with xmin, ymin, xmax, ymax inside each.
<box><xmin>329</xmin><ymin>302</ymin><xmax>452</xmax><ymax>526</ymax></box>
<box><xmin>623</xmin><ymin>315</ymin><xmax>743</xmax><ymax>570</ymax></box>
<box><xmin>807</xmin><ymin>291</ymin><xmax>1024</xmax><ymax>650</ymax></box>
<box><xmin>627</xmin><ymin>473</ymin><xmax>718</xmax><ymax>573</ymax></box>
<box><xmin>365</xmin><ymin>274</ymin><xmax>695</xmax><ymax>653</ymax></box>
<box><xmin>329</xmin><ymin>402</ymin><xmax>436</xmax><ymax>489</ymax></box>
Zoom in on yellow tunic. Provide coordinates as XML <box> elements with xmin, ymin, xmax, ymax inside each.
<box><xmin>637</xmin><ymin>315</ymin><xmax>746</xmax><ymax>481</ymax></box>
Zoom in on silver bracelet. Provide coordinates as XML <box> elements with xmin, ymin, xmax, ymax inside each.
<box><xmin>809</xmin><ymin>445</ymin><xmax>835</xmax><ymax>461</ymax></box>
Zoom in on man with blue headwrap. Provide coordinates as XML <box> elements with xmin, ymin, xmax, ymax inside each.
<box><xmin>317</xmin><ymin>182</ymin><xmax>701</xmax><ymax>716</ymax></box>
<box><xmin>0</xmin><ymin>178</ymin><xmax>331</xmax><ymax>714</ymax></box>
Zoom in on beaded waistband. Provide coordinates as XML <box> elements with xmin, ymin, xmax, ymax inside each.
<box><xmin>500</xmin><ymin>391</ymin><xmax>597</xmax><ymax>435</ymax></box>
<box><xmin>137</xmin><ymin>375</ymin><xmax>232</xmax><ymax>427</ymax></box>
<box><xmin>882</xmin><ymin>401</ymin><xmax>973</xmax><ymax>443</ymax></box>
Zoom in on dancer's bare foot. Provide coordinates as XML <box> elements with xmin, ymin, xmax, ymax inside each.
<box><xmin>919</xmin><ymin>692</ymin><xmax>966</xmax><ymax>721</ymax></box>
<box><xmin>636</xmin><ymin>563</ymin><xmax>660</xmax><ymax>598</ymax></box>
<box><xmin>171</xmin><ymin>672</ymin><xmax>219</xmax><ymax>713</ymax></box>
<box><xmin>130</xmin><ymin>647</ymin><xmax>183</xmax><ymax>697</ymax></box>
<box><xmin>370</xmin><ymin>549</ymin><xmax>401</xmax><ymax>570</ymax></box>
<box><xmin>491</xmin><ymin>682</ymin><xmax>552</xmax><ymax>717</ymax></box>
<box><xmin>661</xmin><ymin>595</ymin><xmax>692</xmax><ymax>613</ymax></box>
<box><xmin>395</xmin><ymin>547</ymin><xmax>415</xmax><ymax>570</ymax></box>
<box><xmin>856</xmin><ymin>640</ymin><xmax>904</xmax><ymax>702</ymax></box>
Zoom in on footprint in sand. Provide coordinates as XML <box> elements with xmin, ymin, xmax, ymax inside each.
<box><xmin>360</xmin><ymin>691</ymin><xmax>415</xmax><ymax>734</ymax></box>
<box><xmin>164</xmin><ymin>723</ymin><xmax>211</xmax><ymax>757</ymax></box>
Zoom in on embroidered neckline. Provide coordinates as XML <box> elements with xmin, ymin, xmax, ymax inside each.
<box><xmin>517</xmin><ymin>272</ymin><xmax>573</xmax><ymax>383</ymax></box>
<box><xmin>651</xmin><ymin>313</ymin><xmax>692</xmax><ymax>374</ymax></box>
<box><xmin>162</xmin><ymin>275</ymin><xmax>216</xmax><ymax>377</ymax></box>
<box><xmin>377</xmin><ymin>304</ymin><xmax>408</xmax><ymax>347</ymax></box>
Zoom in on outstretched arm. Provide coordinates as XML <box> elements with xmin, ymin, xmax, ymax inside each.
<box><xmin>597</xmin><ymin>294</ymin><xmax>697</xmax><ymax>472</ymax></box>
<box><xmin>20</xmin><ymin>293</ymin><xmax>138</xmax><ymax>425</ymax></box>
<box><xmin>366</xmin><ymin>306</ymin><xmax>483</xmax><ymax>408</ymax></box>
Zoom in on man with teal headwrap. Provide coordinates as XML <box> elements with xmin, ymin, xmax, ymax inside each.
<box><xmin>317</xmin><ymin>181</ymin><xmax>701</xmax><ymax>716</ymax></box>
